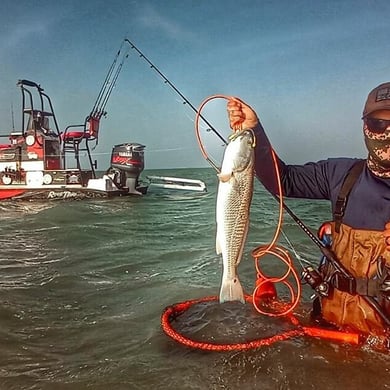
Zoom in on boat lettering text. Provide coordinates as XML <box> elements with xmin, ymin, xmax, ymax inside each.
<box><xmin>112</xmin><ymin>156</ymin><xmax>131</xmax><ymax>165</ymax></box>
<box><xmin>47</xmin><ymin>191</ymin><xmax>79</xmax><ymax>199</ymax></box>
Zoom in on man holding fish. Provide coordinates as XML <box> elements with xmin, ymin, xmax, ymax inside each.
<box><xmin>225</xmin><ymin>83</ymin><xmax>390</xmax><ymax>339</ymax></box>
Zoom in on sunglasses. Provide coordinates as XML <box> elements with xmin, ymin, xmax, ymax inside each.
<box><xmin>365</xmin><ymin>117</ymin><xmax>390</xmax><ymax>134</ymax></box>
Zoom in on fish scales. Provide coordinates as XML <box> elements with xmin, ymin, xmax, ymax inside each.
<box><xmin>222</xmin><ymin>168</ymin><xmax>253</xmax><ymax>269</ymax></box>
<box><xmin>216</xmin><ymin>130</ymin><xmax>255</xmax><ymax>303</ymax></box>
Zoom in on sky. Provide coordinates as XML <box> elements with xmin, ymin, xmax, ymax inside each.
<box><xmin>1</xmin><ymin>0</ymin><xmax>390</xmax><ymax>169</ymax></box>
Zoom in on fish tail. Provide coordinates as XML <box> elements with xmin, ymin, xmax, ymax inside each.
<box><xmin>219</xmin><ymin>276</ymin><xmax>245</xmax><ymax>304</ymax></box>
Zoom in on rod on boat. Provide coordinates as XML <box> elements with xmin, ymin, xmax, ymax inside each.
<box><xmin>90</xmin><ymin>40</ymin><xmax>130</xmax><ymax>120</ymax></box>
<box><xmin>124</xmin><ymin>38</ymin><xmax>227</xmax><ymax>146</ymax></box>
<box><xmin>11</xmin><ymin>103</ymin><xmax>15</xmax><ymax>132</ymax></box>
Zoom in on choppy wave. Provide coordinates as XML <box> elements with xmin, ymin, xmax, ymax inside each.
<box><xmin>0</xmin><ymin>168</ymin><xmax>388</xmax><ymax>389</ymax></box>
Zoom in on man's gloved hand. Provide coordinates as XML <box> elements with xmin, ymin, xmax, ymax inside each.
<box><xmin>227</xmin><ymin>97</ymin><xmax>260</xmax><ymax>131</ymax></box>
<box><xmin>383</xmin><ymin>222</ymin><xmax>390</xmax><ymax>250</ymax></box>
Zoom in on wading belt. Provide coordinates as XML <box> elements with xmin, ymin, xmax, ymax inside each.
<box><xmin>334</xmin><ymin>160</ymin><xmax>366</xmax><ymax>233</ymax></box>
<box><xmin>322</xmin><ymin>257</ymin><xmax>390</xmax><ymax>327</ymax></box>
<box><xmin>331</xmin><ymin>268</ymin><xmax>384</xmax><ymax>296</ymax></box>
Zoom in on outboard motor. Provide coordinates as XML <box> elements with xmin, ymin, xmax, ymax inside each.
<box><xmin>107</xmin><ymin>143</ymin><xmax>146</xmax><ymax>194</ymax></box>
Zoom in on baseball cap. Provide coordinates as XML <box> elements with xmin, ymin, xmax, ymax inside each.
<box><xmin>362</xmin><ymin>82</ymin><xmax>390</xmax><ymax>118</ymax></box>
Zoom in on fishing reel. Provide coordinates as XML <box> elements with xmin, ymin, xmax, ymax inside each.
<box><xmin>302</xmin><ymin>266</ymin><xmax>330</xmax><ymax>297</ymax></box>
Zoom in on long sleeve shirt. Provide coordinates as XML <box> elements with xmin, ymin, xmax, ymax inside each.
<box><xmin>252</xmin><ymin>124</ymin><xmax>390</xmax><ymax>231</ymax></box>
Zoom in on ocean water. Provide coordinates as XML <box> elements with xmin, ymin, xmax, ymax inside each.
<box><xmin>0</xmin><ymin>167</ymin><xmax>388</xmax><ymax>390</ymax></box>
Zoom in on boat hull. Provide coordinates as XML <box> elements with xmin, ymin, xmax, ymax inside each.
<box><xmin>0</xmin><ymin>184</ymin><xmax>148</xmax><ymax>201</ymax></box>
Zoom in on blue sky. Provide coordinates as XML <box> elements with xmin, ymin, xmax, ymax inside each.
<box><xmin>1</xmin><ymin>0</ymin><xmax>390</xmax><ymax>169</ymax></box>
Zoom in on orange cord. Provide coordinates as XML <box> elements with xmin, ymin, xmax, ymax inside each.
<box><xmin>251</xmin><ymin>148</ymin><xmax>302</xmax><ymax>316</ymax></box>
<box><xmin>161</xmin><ymin>296</ymin><xmax>361</xmax><ymax>351</ymax></box>
<box><xmin>194</xmin><ymin>94</ymin><xmax>232</xmax><ymax>171</ymax></box>
<box><xmin>161</xmin><ymin>296</ymin><xmax>304</xmax><ymax>352</ymax></box>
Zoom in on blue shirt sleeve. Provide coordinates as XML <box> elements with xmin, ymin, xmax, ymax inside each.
<box><xmin>253</xmin><ymin>123</ymin><xmax>328</xmax><ymax>199</ymax></box>
<box><xmin>252</xmin><ymin>123</ymin><xmax>390</xmax><ymax>230</ymax></box>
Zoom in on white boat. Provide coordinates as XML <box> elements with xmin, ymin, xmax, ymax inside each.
<box><xmin>147</xmin><ymin>175</ymin><xmax>207</xmax><ymax>192</ymax></box>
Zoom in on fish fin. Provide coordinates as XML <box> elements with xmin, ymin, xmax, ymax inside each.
<box><xmin>218</xmin><ymin>172</ymin><xmax>232</xmax><ymax>183</ymax></box>
<box><xmin>233</xmin><ymin>220</ymin><xmax>249</xmax><ymax>267</ymax></box>
<box><xmin>219</xmin><ymin>276</ymin><xmax>245</xmax><ymax>304</ymax></box>
<box><xmin>216</xmin><ymin>237</ymin><xmax>222</xmax><ymax>254</ymax></box>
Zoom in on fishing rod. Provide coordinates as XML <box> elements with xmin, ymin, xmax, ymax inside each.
<box><xmin>11</xmin><ymin>103</ymin><xmax>15</xmax><ymax>132</ymax></box>
<box><xmin>124</xmin><ymin>38</ymin><xmax>390</xmax><ymax>326</ymax></box>
<box><xmin>99</xmin><ymin>47</ymin><xmax>130</xmax><ymax>117</ymax></box>
<box><xmin>91</xmin><ymin>40</ymin><xmax>130</xmax><ymax>120</ymax></box>
<box><xmin>124</xmin><ymin>38</ymin><xmax>227</xmax><ymax>146</ymax></box>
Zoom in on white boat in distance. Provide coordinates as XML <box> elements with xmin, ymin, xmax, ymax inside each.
<box><xmin>147</xmin><ymin>175</ymin><xmax>207</xmax><ymax>192</ymax></box>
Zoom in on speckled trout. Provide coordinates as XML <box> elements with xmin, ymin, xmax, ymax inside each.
<box><xmin>216</xmin><ymin>129</ymin><xmax>255</xmax><ymax>303</ymax></box>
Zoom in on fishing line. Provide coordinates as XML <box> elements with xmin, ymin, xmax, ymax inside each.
<box><xmin>280</xmin><ymin>228</ymin><xmax>313</xmax><ymax>267</ymax></box>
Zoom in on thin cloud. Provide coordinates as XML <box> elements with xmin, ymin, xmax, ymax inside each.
<box><xmin>136</xmin><ymin>4</ymin><xmax>195</xmax><ymax>41</ymax></box>
<box><xmin>0</xmin><ymin>22</ymin><xmax>48</xmax><ymax>52</ymax></box>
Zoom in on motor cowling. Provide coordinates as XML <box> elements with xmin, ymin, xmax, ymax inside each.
<box><xmin>108</xmin><ymin>143</ymin><xmax>145</xmax><ymax>193</ymax></box>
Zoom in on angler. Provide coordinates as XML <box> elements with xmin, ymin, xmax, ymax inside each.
<box><xmin>227</xmin><ymin>84</ymin><xmax>390</xmax><ymax>342</ymax></box>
